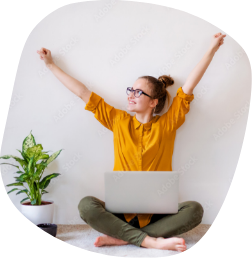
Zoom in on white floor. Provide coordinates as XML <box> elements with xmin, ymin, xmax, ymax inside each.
<box><xmin>56</xmin><ymin>224</ymin><xmax>211</xmax><ymax>257</ymax></box>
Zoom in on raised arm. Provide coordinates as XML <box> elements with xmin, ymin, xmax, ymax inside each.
<box><xmin>37</xmin><ymin>48</ymin><xmax>91</xmax><ymax>103</ymax></box>
<box><xmin>182</xmin><ymin>32</ymin><xmax>226</xmax><ymax>95</ymax></box>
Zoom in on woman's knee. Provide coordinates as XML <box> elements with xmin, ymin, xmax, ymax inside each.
<box><xmin>189</xmin><ymin>201</ymin><xmax>204</xmax><ymax>222</ymax></box>
<box><xmin>78</xmin><ymin>196</ymin><xmax>97</xmax><ymax>219</ymax></box>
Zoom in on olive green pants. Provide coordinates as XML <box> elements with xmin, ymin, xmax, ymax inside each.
<box><xmin>78</xmin><ymin>196</ymin><xmax>204</xmax><ymax>247</ymax></box>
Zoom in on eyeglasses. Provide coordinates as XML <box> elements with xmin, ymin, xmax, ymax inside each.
<box><xmin>126</xmin><ymin>87</ymin><xmax>152</xmax><ymax>98</ymax></box>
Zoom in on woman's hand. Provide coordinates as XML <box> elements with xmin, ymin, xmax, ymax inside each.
<box><xmin>37</xmin><ymin>48</ymin><xmax>54</xmax><ymax>68</ymax></box>
<box><xmin>209</xmin><ymin>33</ymin><xmax>226</xmax><ymax>53</ymax></box>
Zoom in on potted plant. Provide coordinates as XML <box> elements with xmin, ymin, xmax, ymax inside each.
<box><xmin>0</xmin><ymin>130</ymin><xmax>63</xmax><ymax>226</ymax></box>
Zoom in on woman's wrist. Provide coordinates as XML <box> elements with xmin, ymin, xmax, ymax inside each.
<box><xmin>46</xmin><ymin>61</ymin><xmax>56</xmax><ymax>70</ymax></box>
<box><xmin>206</xmin><ymin>47</ymin><xmax>216</xmax><ymax>58</ymax></box>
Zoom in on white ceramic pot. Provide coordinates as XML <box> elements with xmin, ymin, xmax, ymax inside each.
<box><xmin>21</xmin><ymin>200</ymin><xmax>54</xmax><ymax>225</ymax></box>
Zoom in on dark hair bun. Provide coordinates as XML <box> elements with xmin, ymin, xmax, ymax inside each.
<box><xmin>158</xmin><ymin>75</ymin><xmax>174</xmax><ymax>89</ymax></box>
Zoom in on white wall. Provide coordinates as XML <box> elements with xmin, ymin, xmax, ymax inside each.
<box><xmin>0</xmin><ymin>0</ymin><xmax>250</xmax><ymax>225</ymax></box>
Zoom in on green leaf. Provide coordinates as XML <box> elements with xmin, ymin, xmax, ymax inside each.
<box><xmin>31</xmin><ymin>199</ymin><xmax>37</xmax><ymax>205</ymax></box>
<box><xmin>7</xmin><ymin>188</ymin><xmax>20</xmax><ymax>194</ymax></box>
<box><xmin>0</xmin><ymin>163</ymin><xmax>20</xmax><ymax>169</ymax></box>
<box><xmin>21</xmin><ymin>174</ymin><xmax>29</xmax><ymax>180</ymax></box>
<box><xmin>35</xmin><ymin>153</ymin><xmax>49</xmax><ymax>163</ymax></box>
<box><xmin>23</xmin><ymin>167</ymin><xmax>28</xmax><ymax>174</ymax></box>
<box><xmin>33</xmin><ymin>182</ymin><xmax>37</xmax><ymax>191</ymax></box>
<box><xmin>42</xmin><ymin>190</ymin><xmax>48</xmax><ymax>195</ymax></box>
<box><xmin>0</xmin><ymin>155</ymin><xmax>28</xmax><ymax>168</ymax></box>
<box><xmin>20</xmin><ymin>197</ymin><xmax>29</xmax><ymax>204</ymax></box>
<box><xmin>17</xmin><ymin>149</ymin><xmax>30</xmax><ymax>163</ymax></box>
<box><xmin>39</xmin><ymin>173</ymin><xmax>60</xmax><ymax>189</ymax></box>
<box><xmin>43</xmin><ymin>180</ymin><xmax>50</xmax><ymax>189</ymax></box>
<box><xmin>27</xmin><ymin>155</ymin><xmax>35</xmax><ymax>176</ymax></box>
<box><xmin>0</xmin><ymin>155</ymin><xmax>13</xmax><ymax>159</ymax></box>
<box><xmin>15</xmin><ymin>178</ymin><xmax>25</xmax><ymax>183</ymax></box>
<box><xmin>22</xmin><ymin>130</ymin><xmax>36</xmax><ymax>153</ymax></box>
<box><xmin>26</xmin><ymin>144</ymin><xmax>43</xmax><ymax>159</ymax></box>
<box><xmin>6</xmin><ymin>182</ymin><xmax>24</xmax><ymax>187</ymax></box>
<box><xmin>16</xmin><ymin>189</ymin><xmax>28</xmax><ymax>195</ymax></box>
<box><xmin>16</xmin><ymin>171</ymin><xmax>24</xmax><ymax>174</ymax></box>
<box><xmin>46</xmin><ymin>149</ymin><xmax>63</xmax><ymax>166</ymax></box>
<box><xmin>34</xmin><ymin>161</ymin><xmax>47</xmax><ymax>179</ymax></box>
<box><xmin>15</xmin><ymin>174</ymin><xmax>28</xmax><ymax>182</ymax></box>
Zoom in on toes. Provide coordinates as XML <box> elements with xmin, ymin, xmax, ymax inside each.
<box><xmin>177</xmin><ymin>244</ymin><xmax>187</xmax><ymax>251</ymax></box>
<box><xmin>180</xmin><ymin>238</ymin><xmax>186</xmax><ymax>245</ymax></box>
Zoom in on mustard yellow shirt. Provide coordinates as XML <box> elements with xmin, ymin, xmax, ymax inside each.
<box><xmin>84</xmin><ymin>86</ymin><xmax>194</xmax><ymax>228</ymax></box>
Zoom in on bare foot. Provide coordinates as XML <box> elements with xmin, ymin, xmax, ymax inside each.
<box><xmin>94</xmin><ymin>234</ymin><xmax>129</xmax><ymax>247</ymax></box>
<box><xmin>156</xmin><ymin>237</ymin><xmax>187</xmax><ymax>252</ymax></box>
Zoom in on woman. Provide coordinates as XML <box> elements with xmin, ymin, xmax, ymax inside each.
<box><xmin>37</xmin><ymin>32</ymin><xmax>226</xmax><ymax>251</ymax></box>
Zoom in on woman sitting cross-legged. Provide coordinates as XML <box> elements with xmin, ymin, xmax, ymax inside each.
<box><xmin>37</xmin><ymin>32</ymin><xmax>226</xmax><ymax>251</ymax></box>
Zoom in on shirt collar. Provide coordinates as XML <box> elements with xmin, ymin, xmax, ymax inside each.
<box><xmin>133</xmin><ymin>114</ymin><xmax>157</xmax><ymax>130</ymax></box>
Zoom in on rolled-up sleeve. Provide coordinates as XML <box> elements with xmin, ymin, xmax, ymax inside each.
<box><xmin>85</xmin><ymin>92</ymin><xmax>128</xmax><ymax>132</ymax></box>
<box><xmin>162</xmin><ymin>87</ymin><xmax>194</xmax><ymax>131</ymax></box>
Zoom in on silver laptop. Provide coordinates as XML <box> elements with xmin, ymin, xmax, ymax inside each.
<box><xmin>104</xmin><ymin>171</ymin><xmax>179</xmax><ymax>214</ymax></box>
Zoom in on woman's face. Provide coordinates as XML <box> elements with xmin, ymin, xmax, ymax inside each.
<box><xmin>127</xmin><ymin>78</ymin><xmax>154</xmax><ymax>113</ymax></box>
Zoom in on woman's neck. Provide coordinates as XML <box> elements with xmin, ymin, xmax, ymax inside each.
<box><xmin>135</xmin><ymin>113</ymin><xmax>154</xmax><ymax>124</ymax></box>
